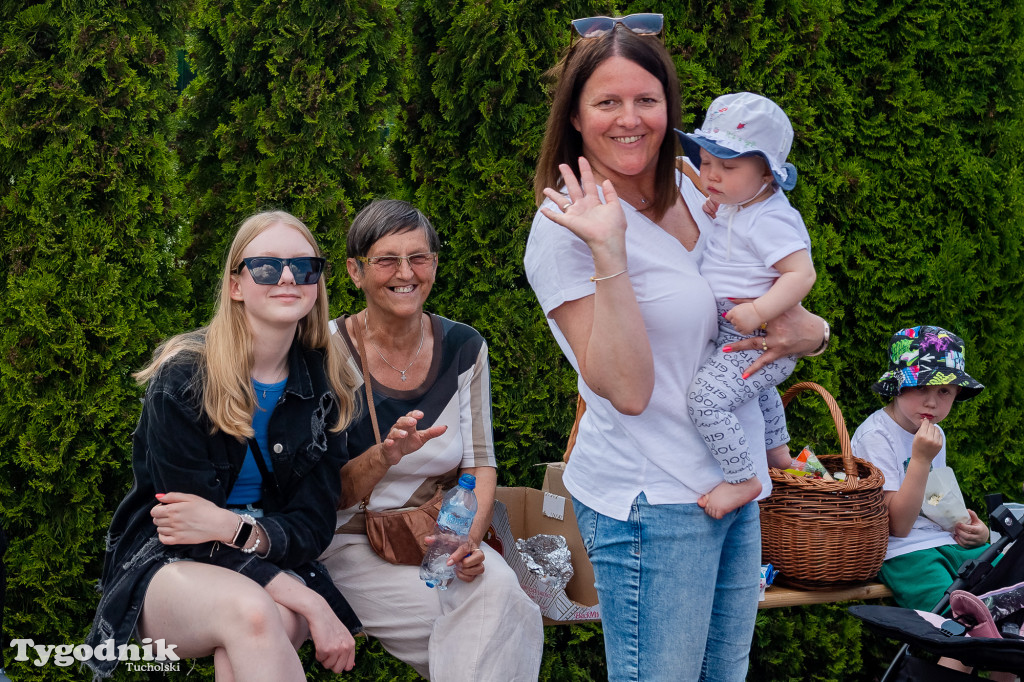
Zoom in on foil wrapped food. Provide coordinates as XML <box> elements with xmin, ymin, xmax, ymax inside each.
<box><xmin>516</xmin><ymin>533</ymin><xmax>574</xmax><ymax>592</ymax></box>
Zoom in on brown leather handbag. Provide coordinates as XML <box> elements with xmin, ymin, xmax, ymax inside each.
<box><xmin>350</xmin><ymin>315</ymin><xmax>442</xmax><ymax>566</ymax></box>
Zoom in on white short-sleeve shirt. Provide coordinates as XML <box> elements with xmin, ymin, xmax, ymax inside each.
<box><xmin>850</xmin><ymin>408</ymin><xmax>955</xmax><ymax>560</ymax></box>
<box><xmin>698</xmin><ymin>190</ymin><xmax>811</xmax><ymax>299</ymax></box>
<box><xmin>524</xmin><ymin>168</ymin><xmax>771</xmax><ymax>521</ymax></box>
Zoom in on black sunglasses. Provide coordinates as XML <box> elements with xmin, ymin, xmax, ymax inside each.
<box><xmin>571</xmin><ymin>13</ymin><xmax>664</xmax><ymax>40</ymax></box>
<box><xmin>235</xmin><ymin>256</ymin><xmax>326</xmax><ymax>285</ymax></box>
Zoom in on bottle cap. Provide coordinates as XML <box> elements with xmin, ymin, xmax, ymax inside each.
<box><xmin>458</xmin><ymin>473</ymin><xmax>476</xmax><ymax>490</ymax></box>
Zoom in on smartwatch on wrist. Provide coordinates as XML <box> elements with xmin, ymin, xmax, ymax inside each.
<box><xmin>232</xmin><ymin>514</ymin><xmax>256</xmax><ymax>548</ymax></box>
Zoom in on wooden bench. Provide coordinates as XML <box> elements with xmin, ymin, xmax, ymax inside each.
<box><xmin>759</xmin><ymin>582</ymin><xmax>893</xmax><ymax>609</ymax></box>
<box><xmin>543</xmin><ymin>582</ymin><xmax>893</xmax><ymax>624</ymax></box>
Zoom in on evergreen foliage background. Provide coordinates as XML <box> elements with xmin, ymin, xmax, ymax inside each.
<box><xmin>0</xmin><ymin>3</ymin><xmax>190</xmax><ymax>680</ymax></box>
<box><xmin>0</xmin><ymin>0</ymin><xmax>1021</xmax><ymax>679</ymax></box>
<box><xmin>176</xmin><ymin>0</ymin><xmax>403</xmax><ymax>323</ymax></box>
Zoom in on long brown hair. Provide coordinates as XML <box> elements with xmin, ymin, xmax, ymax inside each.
<box><xmin>534</xmin><ymin>26</ymin><xmax>682</xmax><ymax>221</ymax></box>
<box><xmin>136</xmin><ymin>211</ymin><xmax>357</xmax><ymax>437</ymax></box>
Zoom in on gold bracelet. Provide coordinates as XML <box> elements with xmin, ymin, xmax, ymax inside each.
<box><xmin>590</xmin><ymin>269</ymin><xmax>628</xmax><ymax>282</ymax></box>
<box><xmin>806</xmin><ymin>320</ymin><xmax>831</xmax><ymax>357</ymax></box>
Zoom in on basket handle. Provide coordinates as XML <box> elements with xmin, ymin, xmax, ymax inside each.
<box><xmin>780</xmin><ymin>381</ymin><xmax>858</xmax><ymax>480</ymax></box>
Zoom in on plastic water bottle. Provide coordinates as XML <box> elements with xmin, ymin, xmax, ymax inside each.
<box><xmin>419</xmin><ymin>473</ymin><xmax>477</xmax><ymax>590</ymax></box>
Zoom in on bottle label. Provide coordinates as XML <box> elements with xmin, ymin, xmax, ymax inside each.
<box><xmin>437</xmin><ymin>508</ymin><xmax>473</xmax><ymax>536</ymax></box>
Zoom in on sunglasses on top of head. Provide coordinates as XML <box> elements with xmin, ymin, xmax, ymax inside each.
<box><xmin>235</xmin><ymin>256</ymin><xmax>326</xmax><ymax>285</ymax></box>
<box><xmin>570</xmin><ymin>13</ymin><xmax>664</xmax><ymax>41</ymax></box>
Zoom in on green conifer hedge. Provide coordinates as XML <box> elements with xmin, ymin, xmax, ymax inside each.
<box><xmin>0</xmin><ymin>2</ymin><xmax>189</xmax><ymax>680</ymax></box>
<box><xmin>177</xmin><ymin>0</ymin><xmax>403</xmax><ymax>323</ymax></box>
<box><xmin>0</xmin><ymin>0</ymin><xmax>1021</xmax><ymax>679</ymax></box>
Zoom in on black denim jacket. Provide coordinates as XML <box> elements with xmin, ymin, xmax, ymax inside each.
<box><xmin>85</xmin><ymin>340</ymin><xmax>356</xmax><ymax>678</ymax></box>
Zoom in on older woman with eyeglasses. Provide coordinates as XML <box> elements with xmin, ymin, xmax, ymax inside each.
<box><xmin>524</xmin><ymin>15</ymin><xmax>830</xmax><ymax>681</ymax></box>
<box><xmin>319</xmin><ymin>199</ymin><xmax>543</xmax><ymax>681</ymax></box>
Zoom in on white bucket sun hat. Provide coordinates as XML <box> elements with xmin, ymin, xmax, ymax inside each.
<box><xmin>674</xmin><ymin>92</ymin><xmax>798</xmax><ymax>191</ymax></box>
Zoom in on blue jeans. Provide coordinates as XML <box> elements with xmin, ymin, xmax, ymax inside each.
<box><xmin>573</xmin><ymin>493</ymin><xmax>760</xmax><ymax>682</ymax></box>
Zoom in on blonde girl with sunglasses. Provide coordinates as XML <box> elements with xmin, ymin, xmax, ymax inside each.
<box><xmin>85</xmin><ymin>211</ymin><xmax>361</xmax><ymax>681</ymax></box>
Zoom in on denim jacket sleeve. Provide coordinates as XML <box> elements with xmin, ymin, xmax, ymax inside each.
<box><xmin>141</xmin><ymin>373</ymin><xmax>232</xmax><ymax>506</ymax></box>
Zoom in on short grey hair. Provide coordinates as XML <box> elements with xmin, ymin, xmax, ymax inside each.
<box><xmin>346</xmin><ymin>199</ymin><xmax>440</xmax><ymax>261</ymax></box>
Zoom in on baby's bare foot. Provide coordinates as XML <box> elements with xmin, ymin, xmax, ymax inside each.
<box><xmin>700</xmin><ymin>478</ymin><xmax>762</xmax><ymax>519</ymax></box>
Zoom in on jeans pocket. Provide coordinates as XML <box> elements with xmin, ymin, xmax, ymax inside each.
<box><xmin>571</xmin><ymin>496</ymin><xmax>599</xmax><ymax>554</ymax></box>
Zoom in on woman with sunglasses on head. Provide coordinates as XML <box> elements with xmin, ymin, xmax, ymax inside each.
<box><xmin>524</xmin><ymin>16</ymin><xmax>830</xmax><ymax>681</ymax></box>
<box><xmin>85</xmin><ymin>211</ymin><xmax>361</xmax><ymax>680</ymax></box>
<box><xmin>318</xmin><ymin>199</ymin><xmax>543</xmax><ymax>681</ymax></box>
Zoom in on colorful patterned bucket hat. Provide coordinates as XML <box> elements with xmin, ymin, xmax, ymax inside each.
<box><xmin>872</xmin><ymin>325</ymin><xmax>984</xmax><ymax>401</ymax></box>
<box><xmin>674</xmin><ymin>91</ymin><xmax>798</xmax><ymax>191</ymax></box>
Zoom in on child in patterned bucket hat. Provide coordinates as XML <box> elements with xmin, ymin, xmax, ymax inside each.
<box><xmin>872</xmin><ymin>325</ymin><xmax>984</xmax><ymax>400</ymax></box>
<box><xmin>852</xmin><ymin>325</ymin><xmax>989</xmax><ymax>625</ymax></box>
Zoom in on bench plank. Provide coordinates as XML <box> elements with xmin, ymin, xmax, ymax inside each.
<box><xmin>759</xmin><ymin>582</ymin><xmax>893</xmax><ymax>609</ymax></box>
<box><xmin>543</xmin><ymin>582</ymin><xmax>893</xmax><ymax>624</ymax></box>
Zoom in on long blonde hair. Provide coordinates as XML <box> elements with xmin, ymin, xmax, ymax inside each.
<box><xmin>136</xmin><ymin>211</ymin><xmax>357</xmax><ymax>438</ymax></box>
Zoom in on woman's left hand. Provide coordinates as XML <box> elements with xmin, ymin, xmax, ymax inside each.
<box><xmin>724</xmin><ymin>303</ymin><xmax>826</xmax><ymax>377</ymax></box>
<box><xmin>954</xmin><ymin>509</ymin><xmax>990</xmax><ymax>549</ymax></box>
<box><xmin>449</xmin><ymin>542</ymin><xmax>486</xmax><ymax>583</ymax></box>
<box><xmin>305</xmin><ymin>602</ymin><xmax>357</xmax><ymax>673</ymax></box>
<box><xmin>424</xmin><ymin>535</ymin><xmax>486</xmax><ymax>583</ymax></box>
<box><xmin>151</xmin><ymin>492</ymin><xmax>235</xmax><ymax>545</ymax></box>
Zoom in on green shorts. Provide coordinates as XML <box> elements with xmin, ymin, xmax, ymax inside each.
<box><xmin>878</xmin><ymin>543</ymin><xmax>989</xmax><ymax>611</ymax></box>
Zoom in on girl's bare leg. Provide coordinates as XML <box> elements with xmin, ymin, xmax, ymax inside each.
<box><xmin>138</xmin><ymin>561</ymin><xmax>308</xmax><ymax>682</ymax></box>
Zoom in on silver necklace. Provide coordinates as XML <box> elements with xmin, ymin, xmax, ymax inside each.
<box><xmin>363</xmin><ymin>311</ymin><xmax>425</xmax><ymax>382</ymax></box>
<box><xmin>255</xmin><ymin>366</ymin><xmax>287</xmax><ymax>399</ymax></box>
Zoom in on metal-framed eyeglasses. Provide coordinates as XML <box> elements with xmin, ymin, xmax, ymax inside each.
<box><xmin>356</xmin><ymin>252</ymin><xmax>438</xmax><ymax>272</ymax></box>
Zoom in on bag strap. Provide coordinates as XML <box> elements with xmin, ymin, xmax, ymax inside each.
<box><xmin>246</xmin><ymin>436</ymin><xmax>282</xmax><ymax>505</ymax></box>
<box><xmin>563</xmin><ymin>159</ymin><xmax>707</xmax><ymax>464</ymax></box>
<box><xmin>350</xmin><ymin>313</ymin><xmax>383</xmax><ymax>446</ymax></box>
<box><xmin>349</xmin><ymin>313</ymin><xmax>383</xmax><ymax>509</ymax></box>
<box><xmin>563</xmin><ymin>395</ymin><xmax>586</xmax><ymax>463</ymax></box>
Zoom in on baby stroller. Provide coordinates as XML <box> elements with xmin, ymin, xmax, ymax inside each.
<box><xmin>851</xmin><ymin>495</ymin><xmax>1024</xmax><ymax>680</ymax></box>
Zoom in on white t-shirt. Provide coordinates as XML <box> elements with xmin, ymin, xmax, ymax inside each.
<box><xmin>850</xmin><ymin>408</ymin><xmax>955</xmax><ymax>560</ymax></box>
<box><xmin>524</xmin><ymin>168</ymin><xmax>771</xmax><ymax>521</ymax></box>
<box><xmin>698</xmin><ymin>190</ymin><xmax>811</xmax><ymax>299</ymax></box>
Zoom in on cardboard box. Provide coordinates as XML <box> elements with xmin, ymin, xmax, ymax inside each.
<box><xmin>490</xmin><ymin>463</ymin><xmax>600</xmax><ymax>624</ymax></box>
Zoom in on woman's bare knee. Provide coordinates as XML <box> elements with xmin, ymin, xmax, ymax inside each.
<box><xmin>221</xmin><ymin>587</ymin><xmax>287</xmax><ymax>642</ymax></box>
<box><xmin>140</xmin><ymin>562</ymin><xmax>290</xmax><ymax>655</ymax></box>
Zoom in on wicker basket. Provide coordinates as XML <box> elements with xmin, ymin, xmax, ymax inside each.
<box><xmin>759</xmin><ymin>382</ymin><xmax>890</xmax><ymax>590</ymax></box>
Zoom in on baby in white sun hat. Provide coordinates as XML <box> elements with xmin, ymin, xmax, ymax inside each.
<box><xmin>676</xmin><ymin>92</ymin><xmax>817</xmax><ymax>519</ymax></box>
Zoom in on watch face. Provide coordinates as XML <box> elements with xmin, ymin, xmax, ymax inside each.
<box><xmin>234</xmin><ymin>518</ymin><xmax>254</xmax><ymax>547</ymax></box>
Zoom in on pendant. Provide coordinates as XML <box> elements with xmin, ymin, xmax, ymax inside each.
<box><xmin>400</xmin><ymin>372</ymin><xmax>408</xmax><ymax>382</ymax></box>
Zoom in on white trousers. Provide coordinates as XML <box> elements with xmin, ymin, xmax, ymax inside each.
<box><xmin>320</xmin><ymin>537</ymin><xmax>543</xmax><ymax>681</ymax></box>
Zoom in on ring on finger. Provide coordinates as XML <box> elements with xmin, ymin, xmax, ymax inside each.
<box><xmin>761</xmin><ymin>337</ymin><xmax>768</xmax><ymax>352</ymax></box>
